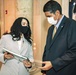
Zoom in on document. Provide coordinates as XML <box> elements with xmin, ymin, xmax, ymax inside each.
<box><xmin>3</xmin><ymin>48</ymin><xmax>29</xmax><ymax>61</ymax></box>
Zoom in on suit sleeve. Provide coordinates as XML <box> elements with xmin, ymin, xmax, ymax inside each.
<box><xmin>41</xmin><ymin>26</ymin><xmax>52</xmax><ymax>73</ymax></box>
<box><xmin>51</xmin><ymin>21</ymin><xmax>76</xmax><ymax>71</ymax></box>
<box><xmin>42</xmin><ymin>26</ymin><xmax>52</xmax><ymax>61</ymax></box>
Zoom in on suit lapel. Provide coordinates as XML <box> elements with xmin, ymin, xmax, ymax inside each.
<box><xmin>46</xmin><ymin>25</ymin><xmax>54</xmax><ymax>50</ymax></box>
<box><xmin>49</xmin><ymin>16</ymin><xmax>67</xmax><ymax>49</ymax></box>
<box><xmin>19</xmin><ymin>37</ymin><xmax>26</xmax><ymax>53</ymax></box>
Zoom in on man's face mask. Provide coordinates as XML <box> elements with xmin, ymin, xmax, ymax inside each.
<box><xmin>47</xmin><ymin>17</ymin><xmax>57</xmax><ymax>25</ymax></box>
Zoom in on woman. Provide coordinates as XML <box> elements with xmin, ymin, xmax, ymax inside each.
<box><xmin>0</xmin><ymin>17</ymin><xmax>34</xmax><ymax>75</ymax></box>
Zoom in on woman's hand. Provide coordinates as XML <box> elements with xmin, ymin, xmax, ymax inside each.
<box><xmin>4</xmin><ymin>52</ymin><xmax>14</xmax><ymax>60</ymax></box>
<box><xmin>23</xmin><ymin>60</ymin><xmax>32</xmax><ymax>68</ymax></box>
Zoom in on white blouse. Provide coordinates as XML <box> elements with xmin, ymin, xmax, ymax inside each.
<box><xmin>17</xmin><ymin>38</ymin><xmax>22</xmax><ymax>50</ymax></box>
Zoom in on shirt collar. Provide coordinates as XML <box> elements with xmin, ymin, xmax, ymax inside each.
<box><xmin>55</xmin><ymin>15</ymin><xmax>64</xmax><ymax>29</ymax></box>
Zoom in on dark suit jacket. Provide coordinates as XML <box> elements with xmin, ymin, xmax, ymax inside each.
<box><xmin>42</xmin><ymin>16</ymin><xmax>76</xmax><ymax>75</ymax></box>
<box><xmin>69</xmin><ymin>2</ymin><xmax>73</xmax><ymax>18</ymax></box>
<box><xmin>69</xmin><ymin>2</ymin><xmax>76</xmax><ymax>18</ymax></box>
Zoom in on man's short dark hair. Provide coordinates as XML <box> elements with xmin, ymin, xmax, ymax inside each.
<box><xmin>43</xmin><ymin>1</ymin><xmax>62</xmax><ymax>14</ymax></box>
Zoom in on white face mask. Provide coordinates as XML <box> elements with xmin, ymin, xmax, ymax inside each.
<box><xmin>47</xmin><ymin>17</ymin><xmax>57</xmax><ymax>25</ymax></box>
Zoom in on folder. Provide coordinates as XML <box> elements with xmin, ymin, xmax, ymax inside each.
<box><xmin>3</xmin><ymin>48</ymin><xmax>29</xmax><ymax>61</ymax></box>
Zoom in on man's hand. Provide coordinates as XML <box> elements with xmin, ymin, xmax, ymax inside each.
<box><xmin>39</xmin><ymin>61</ymin><xmax>53</xmax><ymax>70</ymax></box>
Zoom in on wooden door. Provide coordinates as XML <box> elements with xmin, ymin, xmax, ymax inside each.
<box><xmin>0</xmin><ymin>0</ymin><xmax>16</xmax><ymax>69</ymax></box>
<box><xmin>0</xmin><ymin>0</ymin><xmax>16</xmax><ymax>34</ymax></box>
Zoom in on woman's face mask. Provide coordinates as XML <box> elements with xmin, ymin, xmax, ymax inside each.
<box><xmin>47</xmin><ymin>17</ymin><xmax>57</xmax><ymax>25</ymax></box>
<box><xmin>21</xmin><ymin>26</ymin><xmax>28</xmax><ymax>34</ymax></box>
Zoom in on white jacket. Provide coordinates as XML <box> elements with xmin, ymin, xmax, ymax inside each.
<box><xmin>0</xmin><ymin>34</ymin><xmax>34</xmax><ymax>75</ymax></box>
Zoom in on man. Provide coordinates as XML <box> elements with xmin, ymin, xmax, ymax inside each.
<box><xmin>40</xmin><ymin>1</ymin><xmax>76</xmax><ymax>75</ymax></box>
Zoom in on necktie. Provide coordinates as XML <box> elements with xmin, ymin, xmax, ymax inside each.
<box><xmin>52</xmin><ymin>26</ymin><xmax>57</xmax><ymax>39</ymax></box>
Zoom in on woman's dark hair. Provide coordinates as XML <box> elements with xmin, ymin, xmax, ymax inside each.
<box><xmin>3</xmin><ymin>17</ymin><xmax>32</xmax><ymax>44</ymax></box>
<box><xmin>43</xmin><ymin>0</ymin><xmax>62</xmax><ymax>14</ymax></box>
